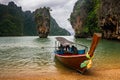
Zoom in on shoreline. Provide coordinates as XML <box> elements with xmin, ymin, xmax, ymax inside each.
<box><xmin>0</xmin><ymin>68</ymin><xmax>120</xmax><ymax>80</ymax></box>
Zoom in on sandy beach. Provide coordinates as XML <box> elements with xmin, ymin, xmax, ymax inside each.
<box><xmin>0</xmin><ymin>68</ymin><xmax>120</xmax><ymax>80</ymax></box>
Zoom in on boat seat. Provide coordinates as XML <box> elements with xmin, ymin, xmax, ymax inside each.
<box><xmin>78</xmin><ymin>49</ymin><xmax>85</xmax><ymax>54</ymax></box>
<box><xmin>55</xmin><ymin>50</ymin><xmax>64</xmax><ymax>54</ymax></box>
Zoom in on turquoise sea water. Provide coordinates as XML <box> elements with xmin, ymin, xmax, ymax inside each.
<box><xmin>0</xmin><ymin>36</ymin><xmax>120</xmax><ymax>77</ymax></box>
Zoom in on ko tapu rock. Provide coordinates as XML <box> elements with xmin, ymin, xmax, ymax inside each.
<box><xmin>35</xmin><ymin>7</ymin><xmax>51</xmax><ymax>38</ymax></box>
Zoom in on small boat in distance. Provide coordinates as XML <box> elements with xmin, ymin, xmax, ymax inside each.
<box><xmin>54</xmin><ymin>33</ymin><xmax>102</xmax><ymax>73</ymax></box>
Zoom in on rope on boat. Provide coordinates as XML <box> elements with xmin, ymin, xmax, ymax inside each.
<box><xmin>80</xmin><ymin>52</ymin><xmax>94</xmax><ymax>69</ymax></box>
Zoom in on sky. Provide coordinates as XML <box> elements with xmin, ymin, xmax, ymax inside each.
<box><xmin>0</xmin><ymin>0</ymin><xmax>78</xmax><ymax>35</ymax></box>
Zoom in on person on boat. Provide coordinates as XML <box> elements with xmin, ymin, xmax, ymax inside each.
<box><xmin>71</xmin><ymin>45</ymin><xmax>78</xmax><ymax>54</ymax></box>
<box><xmin>58</xmin><ymin>44</ymin><xmax>64</xmax><ymax>54</ymax></box>
<box><xmin>65</xmin><ymin>45</ymin><xmax>70</xmax><ymax>52</ymax></box>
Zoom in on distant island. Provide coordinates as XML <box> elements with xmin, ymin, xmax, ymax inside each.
<box><xmin>0</xmin><ymin>2</ymin><xmax>70</xmax><ymax>37</ymax></box>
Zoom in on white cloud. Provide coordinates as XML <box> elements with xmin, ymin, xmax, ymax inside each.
<box><xmin>0</xmin><ymin>0</ymin><xmax>77</xmax><ymax>34</ymax></box>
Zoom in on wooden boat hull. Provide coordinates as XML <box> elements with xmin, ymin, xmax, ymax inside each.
<box><xmin>55</xmin><ymin>33</ymin><xmax>102</xmax><ymax>73</ymax></box>
<box><xmin>55</xmin><ymin>54</ymin><xmax>89</xmax><ymax>73</ymax></box>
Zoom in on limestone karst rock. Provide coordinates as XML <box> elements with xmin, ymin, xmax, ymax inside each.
<box><xmin>99</xmin><ymin>0</ymin><xmax>120</xmax><ymax>39</ymax></box>
<box><xmin>35</xmin><ymin>7</ymin><xmax>50</xmax><ymax>38</ymax></box>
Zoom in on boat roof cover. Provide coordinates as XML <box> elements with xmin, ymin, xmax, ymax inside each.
<box><xmin>56</xmin><ymin>37</ymin><xmax>74</xmax><ymax>46</ymax></box>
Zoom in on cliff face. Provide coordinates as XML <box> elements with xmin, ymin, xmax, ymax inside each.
<box><xmin>35</xmin><ymin>7</ymin><xmax>50</xmax><ymax>38</ymax></box>
<box><xmin>70</xmin><ymin>0</ymin><xmax>90</xmax><ymax>37</ymax></box>
<box><xmin>0</xmin><ymin>2</ymin><xmax>24</xmax><ymax>36</ymax></box>
<box><xmin>71</xmin><ymin>0</ymin><xmax>120</xmax><ymax>40</ymax></box>
<box><xmin>70</xmin><ymin>0</ymin><xmax>100</xmax><ymax>38</ymax></box>
<box><xmin>50</xmin><ymin>17</ymin><xmax>70</xmax><ymax>36</ymax></box>
<box><xmin>23</xmin><ymin>11</ymin><xmax>37</xmax><ymax>36</ymax></box>
<box><xmin>24</xmin><ymin>10</ymin><xmax>70</xmax><ymax>36</ymax></box>
<box><xmin>99</xmin><ymin>0</ymin><xmax>120</xmax><ymax>39</ymax></box>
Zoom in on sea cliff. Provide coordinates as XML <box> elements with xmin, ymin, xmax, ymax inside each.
<box><xmin>70</xmin><ymin>0</ymin><xmax>120</xmax><ymax>40</ymax></box>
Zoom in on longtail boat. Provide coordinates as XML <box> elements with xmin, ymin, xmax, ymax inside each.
<box><xmin>54</xmin><ymin>33</ymin><xmax>102</xmax><ymax>73</ymax></box>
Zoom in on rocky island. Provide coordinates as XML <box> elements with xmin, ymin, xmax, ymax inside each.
<box><xmin>0</xmin><ymin>2</ymin><xmax>70</xmax><ymax>37</ymax></box>
<box><xmin>70</xmin><ymin>0</ymin><xmax>120</xmax><ymax>40</ymax></box>
<box><xmin>99</xmin><ymin>0</ymin><xmax>120</xmax><ymax>40</ymax></box>
<box><xmin>35</xmin><ymin>7</ymin><xmax>50</xmax><ymax>38</ymax></box>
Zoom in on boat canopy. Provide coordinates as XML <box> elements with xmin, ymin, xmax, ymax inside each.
<box><xmin>56</xmin><ymin>37</ymin><xmax>74</xmax><ymax>46</ymax></box>
<box><xmin>56</xmin><ymin>37</ymin><xmax>88</xmax><ymax>51</ymax></box>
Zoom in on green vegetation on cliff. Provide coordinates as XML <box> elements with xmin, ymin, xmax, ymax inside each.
<box><xmin>23</xmin><ymin>11</ymin><xmax>37</xmax><ymax>36</ymax></box>
<box><xmin>0</xmin><ymin>2</ymin><xmax>24</xmax><ymax>36</ymax></box>
<box><xmin>84</xmin><ymin>0</ymin><xmax>100</xmax><ymax>35</ymax></box>
<box><xmin>50</xmin><ymin>17</ymin><xmax>70</xmax><ymax>36</ymax></box>
<box><xmin>71</xmin><ymin>0</ymin><xmax>120</xmax><ymax>40</ymax></box>
<box><xmin>0</xmin><ymin>2</ymin><xmax>70</xmax><ymax>36</ymax></box>
<box><xmin>70</xmin><ymin>0</ymin><xmax>100</xmax><ymax>37</ymax></box>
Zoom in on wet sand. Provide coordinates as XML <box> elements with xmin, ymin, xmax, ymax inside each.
<box><xmin>0</xmin><ymin>68</ymin><xmax>120</xmax><ymax>80</ymax></box>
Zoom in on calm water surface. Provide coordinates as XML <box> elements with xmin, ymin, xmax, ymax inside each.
<box><xmin>0</xmin><ymin>36</ymin><xmax>120</xmax><ymax>75</ymax></box>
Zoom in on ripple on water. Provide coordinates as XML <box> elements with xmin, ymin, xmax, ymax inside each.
<box><xmin>0</xmin><ymin>36</ymin><xmax>120</xmax><ymax>74</ymax></box>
